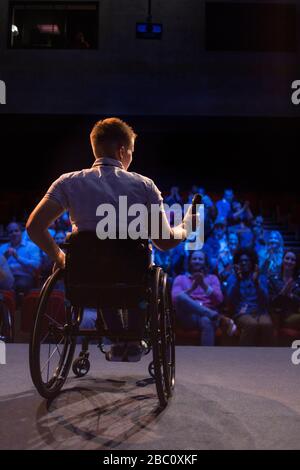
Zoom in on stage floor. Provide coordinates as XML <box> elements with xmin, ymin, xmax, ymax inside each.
<box><xmin>1</xmin><ymin>345</ymin><xmax>300</xmax><ymax>450</ymax></box>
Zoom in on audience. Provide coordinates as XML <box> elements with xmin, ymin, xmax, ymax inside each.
<box><xmin>165</xmin><ymin>186</ymin><xmax>183</xmax><ymax>207</ymax></box>
<box><xmin>217</xmin><ymin>232</ymin><xmax>239</xmax><ymax>289</ymax></box>
<box><xmin>226</xmin><ymin>248</ymin><xmax>273</xmax><ymax>346</ymax></box>
<box><xmin>0</xmin><ymin>254</ymin><xmax>14</xmax><ymax>290</ymax></box>
<box><xmin>172</xmin><ymin>250</ymin><xmax>236</xmax><ymax>346</ymax></box>
<box><xmin>259</xmin><ymin>230</ymin><xmax>284</xmax><ymax>276</ymax></box>
<box><xmin>268</xmin><ymin>250</ymin><xmax>300</xmax><ymax>330</ymax></box>
<box><xmin>0</xmin><ymin>222</ymin><xmax>40</xmax><ymax>294</ymax></box>
<box><xmin>204</xmin><ymin>216</ymin><xmax>228</xmax><ymax>270</ymax></box>
<box><xmin>229</xmin><ymin>201</ymin><xmax>254</xmax><ymax>248</ymax></box>
<box><xmin>202</xmin><ymin>194</ymin><xmax>217</xmax><ymax>238</ymax></box>
<box><xmin>1</xmin><ymin>188</ymin><xmax>299</xmax><ymax>347</ymax></box>
<box><xmin>216</xmin><ymin>188</ymin><xmax>234</xmax><ymax>220</ymax></box>
<box><xmin>252</xmin><ymin>215</ymin><xmax>268</xmax><ymax>255</ymax></box>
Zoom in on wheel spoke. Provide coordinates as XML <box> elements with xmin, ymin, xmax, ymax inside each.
<box><xmin>44</xmin><ymin>313</ymin><xmax>65</xmax><ymax>328</ymax></box>
<box><xmin>41</xmin><ymin>337</ymin><xmax>65</xmax><ymax>374</ymax></box>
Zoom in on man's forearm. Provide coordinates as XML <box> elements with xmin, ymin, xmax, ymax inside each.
<box><xmin>27</xmin><ymin>228</ymin><xmax>62</xmax><ymax>263</ymax></box>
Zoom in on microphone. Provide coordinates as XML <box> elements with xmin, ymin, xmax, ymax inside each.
<box><xmin>192</xmin><ymin>193</ymin><xmax>202</xmax><ymax>208</ymax></box>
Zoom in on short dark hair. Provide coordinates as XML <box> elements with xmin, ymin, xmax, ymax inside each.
<box><xmin>233</xmin><ymin>247</ymin><xmax>258</xmax><ymax>269</ymax></box>
<box><xmin>90</xmin><ymin>117</ymin><xmax>137</xmax><ymax>158</ymax></box>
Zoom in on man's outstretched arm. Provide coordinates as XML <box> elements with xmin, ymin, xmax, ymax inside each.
<box><xmin>26</xmin><ymin>198</ymin><xmax>66</xmax><ymax>269</ymax></box>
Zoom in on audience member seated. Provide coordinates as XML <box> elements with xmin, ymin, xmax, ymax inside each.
<box><xmin>204</xmin><ymin>216</ymin><xmax>228</xmax><ymax>270</ymax></box>
<box><xmin>56</xmin><ymin>212</ymin><xmax>72</xmax><ymax>232</ymax></box>
<box><xmin>216</xmin><ymin>188</ymin><xmax>234</xmax><ymax>221</ymax></box>
<box><xmin>0</xmin><ymin>254</ymin><xmax>14</xmax><ymax>290</ymax></box>
<box><xmin>231</xmin><ymin>200</ymin><xmax>253</xmax><ymax>225</ymax></box>
<box><xmin>172</xmin><ymin>250</ymin><xmax>236</xmax><ymax>346</ymax></box>
<box><xmin>202</xmin><ymin>194</ymin><xmax>217</xmax><ymax>238</ymax></box>
<box><xmin>154</xmin><ymin>248</ymin><xmax>173</xmax><ymax>281</ymax></box>
<box><xmin>217</xmin><ymin>232</ymin><xmax>239</xmax><ymax>290</ymax></box>
<box><xmin>165</xmin><ymin>186</ymin><xmax>183</xmax><ymax>207</ymax></box>
<box><xmin>226</xmin><ymin>248</ymin><xmax>273</xmax><ymax>346</ymax></box>
<box><xmin>252</xmin><ymin>215</ymin><xmax>268</xmax><ymax>255</ymax></box>
<box><xmin>54</xmin><ymin>230</ymin><xmax>66</xmax><ymax>245</ymax></box>
<box><xmin>0</xmin><ymin>222</ymin><xmax>41</xmax><ymax>294</ymax></box>
<box><xmin>268</xmin><ymin>250</ymin><xmax>300</xmax><ymax>331</ymax></box>
<box><xmin>187</xmin><ymin>185</ymin><xmax>205</xmax><ymax>204</ymax></box>
<box><xmin>259</xmin><ymin>230</ymin><xmax>284</xmax><ymax>276</ymax></box>
<box><xmin>228</xmin><ymin>201</ymin><xmax>254</xmax><ymax>248</ymax></box>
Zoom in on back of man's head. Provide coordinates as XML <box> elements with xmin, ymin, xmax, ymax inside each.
<box><xmin>90</xmin><ymin>117</ymin><xmax>137</xmax><ymax>159</ymax></box>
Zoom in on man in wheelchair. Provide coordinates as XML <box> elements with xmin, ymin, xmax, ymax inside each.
<box><xmin>26</xmin><ymin>118</ymin><xmax>192</xmax><ymax>363</ymax></box>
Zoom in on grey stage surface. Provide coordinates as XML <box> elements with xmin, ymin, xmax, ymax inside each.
<box><xmin>1</xmin><ymin>345</ymin><xmax>300</xmax><ymax>450</ymax></box>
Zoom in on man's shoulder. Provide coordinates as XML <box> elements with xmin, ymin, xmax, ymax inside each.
<box><xmin>127</xmin><ymin>171</ymin><xmax>155</xmax><ymax>186</ymax></box>
<box><xmin>55</xmin><ymin>169</ymin><xmax>89</xmax><ymax>182</ymax></box>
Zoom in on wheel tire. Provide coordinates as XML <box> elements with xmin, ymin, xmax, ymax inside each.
<box><xmin>72</xmin><ymin>357</ymin><xmax>90</xmax><ymax>377</ymax></box>
<box><xmin>29</xmin><ymin>269</ymin><xmax>77</xmax><ymax>399</ymax></box>
<box><xmin>0</xmin><ymin>301</ymin><xmax>14</xmax><ymax>343</ymax></box>
<box><xmin>160</xmin><ymin>273</ymin><xmax>176</xmax><ymax>397</ymax></box>
<box><xmin>148</xmin><ymin>361</ymin><xmax>155</xmax><ymax>379</ymax></box>
<box><xmin>150</xmin><ymin>267</ymin><xmax>170</xmax><ymax>409</ymax></box>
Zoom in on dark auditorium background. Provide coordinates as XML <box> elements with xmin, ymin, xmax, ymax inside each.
<box><xmin>1</xmin><ymin>0</ymin><xmax>300</xmax><ymax>221</ymax></box>
<box><xmin>0</xmin><ymin>0</ymin><xmax>300</xmax><ymax>290</ymax></box>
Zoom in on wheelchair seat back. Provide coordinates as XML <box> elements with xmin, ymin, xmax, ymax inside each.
<box><xmin>64</xmin><ymin>232</ymin><xmax>152</xmax><ymax>308</ymax></box>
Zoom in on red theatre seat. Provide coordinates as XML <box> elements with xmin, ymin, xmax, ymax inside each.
<box><xmin>278</xmin><ymin>327</ymin><xmax>300</xmax><ymax>346</ymax></box>
<box><xmin>0</xmin><ymin>290</ymin><xmax>16</xmax><ymax>318</ymax></box>
<box><xmin>21</xmin><ymin>289</ymin><xmax>65</xmax><ymax>333</ymax></box>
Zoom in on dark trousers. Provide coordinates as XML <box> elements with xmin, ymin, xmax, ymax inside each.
<box><xmin>236</xmin><ymin>313</ymin><xmax>274</xmax><ymax>346</ymax></box>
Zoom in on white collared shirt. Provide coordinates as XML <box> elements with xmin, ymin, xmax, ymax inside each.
<box><xmin>44</xmin><ymin>157</ymin><xmax>163</xmax><ymax>233</ymax></box>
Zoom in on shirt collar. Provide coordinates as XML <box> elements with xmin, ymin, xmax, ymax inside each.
<box><xmin>92</xmin><ymin>157</ymin><xmax>123</xmax><ymax>169</ymax></box>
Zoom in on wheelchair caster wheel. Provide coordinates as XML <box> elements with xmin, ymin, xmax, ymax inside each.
<box><xmin>141</xmin><ymin>340</ymin><xmax>151</xmax><ymax>356</ymax></box>
<box><xmin>148</xmin><ymin>361</ymin><xmax>155</xmax><ymax>379</ymax></box>
<box><xmin>72</xmin><ymin>357</ymin><xmax>90</xmax><ymax>377</ymax></box>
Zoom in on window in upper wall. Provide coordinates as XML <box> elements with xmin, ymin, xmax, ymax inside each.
<box><xmin>205</xmin><ymin>2</ymin><xmax>297</xmax><ymax>52</ymax></box>
<box><xmin>9</xmin><ymin>2</ymin><xmax>98</xmax><ymax>49</ymax></box>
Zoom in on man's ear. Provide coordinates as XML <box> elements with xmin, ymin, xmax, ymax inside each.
<box><xmin>119</xmin><ymin>145</ymin><xmax>126</xmax><ymax>161</ymax></box>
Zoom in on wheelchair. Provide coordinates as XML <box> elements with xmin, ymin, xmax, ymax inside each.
<box><xmin>0</xmin><ymin>292</ymin><xmax>14</xmax><ymax>342</ymax></box>
<box><xmin>29</xmin><ymin>232</ymin><xmax>175</xmax><ymax>409</ymax></box>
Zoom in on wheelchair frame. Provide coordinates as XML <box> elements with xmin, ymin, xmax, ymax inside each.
<box><xmin>29</xmin><ymin>238</ymin><xmax>175</xmax><ymax>409</ymax></box>
<box><xmin>0</xmin><ymin>294</ymin><xmax>14</xmax><ymax>342</ymax></box>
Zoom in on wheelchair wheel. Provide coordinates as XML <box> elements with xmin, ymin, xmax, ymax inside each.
<box><xmin>72</xmin><ymin>356</ymin><xmax>90</xmax><ymax>377</ymax></box>
<box><xmin>150</xmin><ymin>268</ymin><xmax>176</xmax><ymax>408</ymax></box>
<box><xmin>160</xmin><ymin>272</ymin><xmax>176</xmax><ymax>395</ymax></box>
<box><xmin>0</xmin><ymin>300</ymin><xmax>14</xmax><ymax>342</ymax></box>
<box><xmin>148</xmin><ymin>361</ymin><xmax>155</xmax><ymax>379</ymax></box>
<box><xmin>29</xmin><ymin>269</ymin><xmax>77</xmax><ymax>399</ymax></box>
